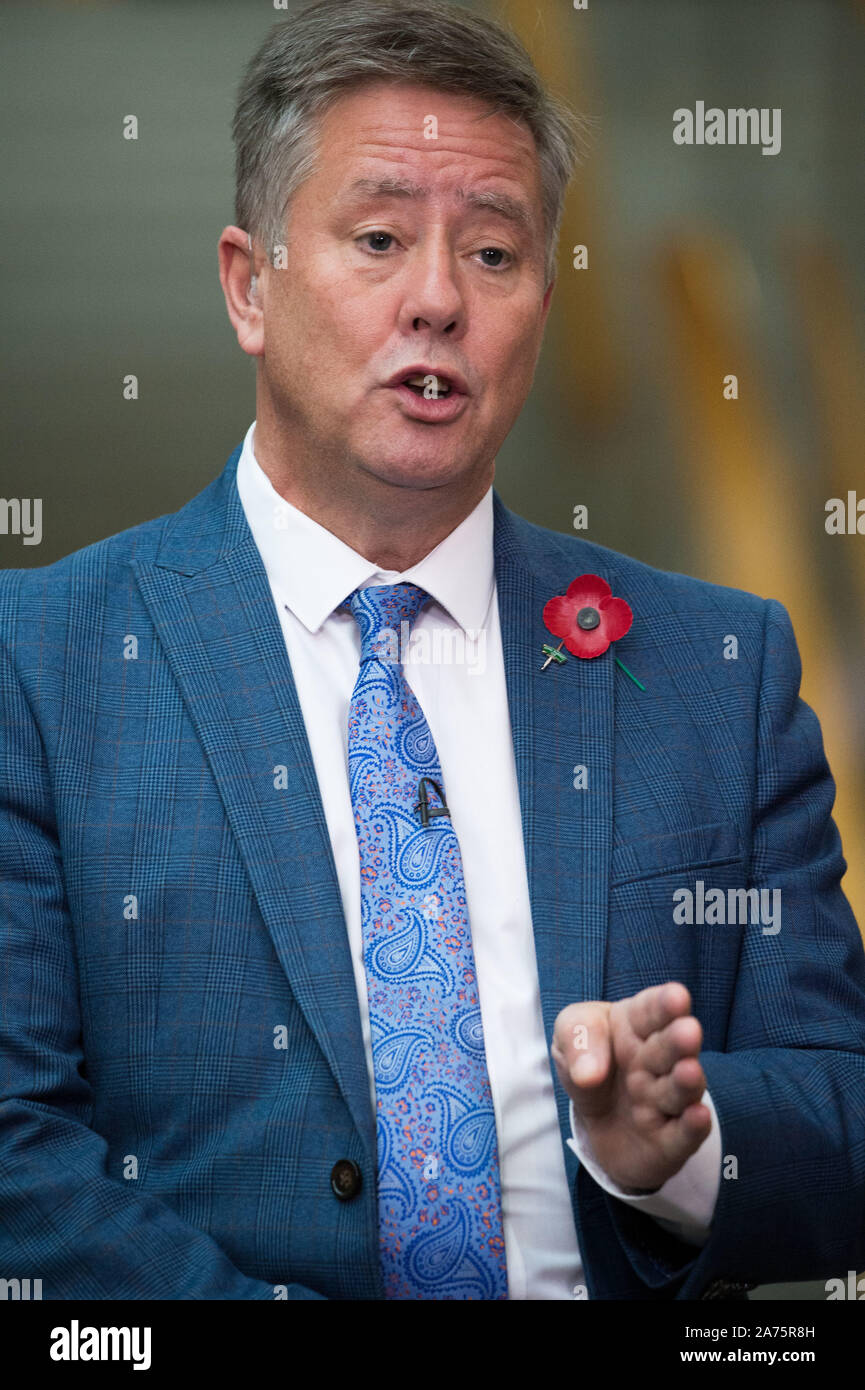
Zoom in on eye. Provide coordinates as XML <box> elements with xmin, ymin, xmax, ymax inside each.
<box><xmin>476</xmin><ymin>247</ymin><xmax>512</xmax><ymax>269</ymax></box>
<box><xmin>357</xmin><ymin>231</ymin><xmax>395</xmax><ymax>254</ymax></box>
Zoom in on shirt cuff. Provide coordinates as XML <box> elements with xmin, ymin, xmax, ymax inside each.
<box><xmin>566</xmin><ymin>1088</ymin><xmax>721</xmax><ymax>1247</ymax></box>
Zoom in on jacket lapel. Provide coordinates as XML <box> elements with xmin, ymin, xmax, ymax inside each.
<box><xmin>133</xmin><ymin>447</ymin><xmax>376</xmax><ymax>1155</ymax></box>
<box><xmin>493</xmin><ymin>492</ymin><xmax>614</xmax><ymax>1154</ymax></box>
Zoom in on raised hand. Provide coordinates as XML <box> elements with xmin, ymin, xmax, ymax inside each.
<box><xmin>552</xmin><ymin>982</ymin><xmax>712</xmax><ymax>1193</ymax></box>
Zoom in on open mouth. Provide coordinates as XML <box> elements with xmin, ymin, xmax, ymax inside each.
<box><xmin>402</xmin><ymin>373</ymin><xmax>452</xmax><ymax>397</ymax></box>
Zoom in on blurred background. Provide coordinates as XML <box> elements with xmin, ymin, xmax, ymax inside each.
<box><xmin>2</xmin><ymin>0</ymin><xmax>863</xmax><ymax>1300</ymax></box>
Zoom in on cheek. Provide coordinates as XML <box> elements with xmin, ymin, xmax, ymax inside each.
<box><xmin>291</xmin><ymin>281</ymin><xmax>389</xmax><ymax>366</ymax></box>
<box><xmin>479</xmin><ymin>299</ymin><xmax>544</xmax><ymax>378</ymax></box>
<box><xmin>264</xmin><ymin>298</ymin><xmax>336</xmax><ymax>392</ymax></box>
<box><xmin>489</xmin><ymin>334</ymin><xmax>539</xmax><ymax>398</ymax></box>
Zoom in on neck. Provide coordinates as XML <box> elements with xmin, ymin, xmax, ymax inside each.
<box><xmin>251</xmin><ymin>413</ymin><xmax>492</xmax><ymax>572</ymax></box>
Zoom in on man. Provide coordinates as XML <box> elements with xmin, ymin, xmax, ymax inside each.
<box><xmin>1</xmin><ymin>0</ymin><xmax>863</xmax><ymax>1301</ymax></box>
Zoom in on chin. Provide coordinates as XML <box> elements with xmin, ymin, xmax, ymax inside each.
<box><xmin>358</xmin><ymin>447</ymin><xmax>476</xmax><ymax>491</ymax></box>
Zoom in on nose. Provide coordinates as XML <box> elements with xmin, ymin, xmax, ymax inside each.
<box><xmin>397</xmin><ymin>230</ymin><xmax>465</xmax><ymax>338</ymax></box>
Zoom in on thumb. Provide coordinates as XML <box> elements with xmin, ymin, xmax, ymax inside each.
<box><xmin>552</xmin><ymin>1001</ymin><xmax>614</xmax><ymax>1117</ymax></box>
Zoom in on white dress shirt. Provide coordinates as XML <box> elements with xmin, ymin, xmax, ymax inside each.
<box><xmin>235</xmin><ymin>420</ymin><xmax>721</xmax><ymax>1298</ymax></box>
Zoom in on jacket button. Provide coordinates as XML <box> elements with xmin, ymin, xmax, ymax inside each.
<box><xmin>330</xmin><ymin>1159</ymin><xmax>362</xmax><ymax>1201</ymax></box>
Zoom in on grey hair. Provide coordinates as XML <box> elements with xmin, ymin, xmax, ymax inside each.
<box><xmin>232</xmin><ymin>0</ymin><xmax>590</xmax><ymax>286</ymax></box>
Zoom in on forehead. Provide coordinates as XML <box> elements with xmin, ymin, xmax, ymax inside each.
<box><xmin>312</xmin><ymin>80</ymin><xmax>543</xmax><ymax>205</ymax></box>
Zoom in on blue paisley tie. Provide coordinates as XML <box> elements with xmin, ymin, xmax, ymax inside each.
<box><xmin>342</xmin><ymin>582</ymin><xmax>509</xmax><ymax>1300</ymax></box>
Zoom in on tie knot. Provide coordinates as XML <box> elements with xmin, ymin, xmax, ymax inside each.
<box><xmin>342</xmin><ymin>583</ymin><xmax>430</xmax><ymax>663</ymax></box>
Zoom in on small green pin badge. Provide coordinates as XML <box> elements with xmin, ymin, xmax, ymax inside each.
<box><xmin>540</xmin><ymin>641</ymin><xmax>567</xmax><ymax>671</ymax></box>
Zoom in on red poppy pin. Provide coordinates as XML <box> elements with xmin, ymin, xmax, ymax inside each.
<box><xmin>541</xmin><ymin>574</ymin><xmax>645</xmax><ymax>689</ymax></box>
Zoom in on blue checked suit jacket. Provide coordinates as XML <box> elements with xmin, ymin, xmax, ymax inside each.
<box><xmin>2</xmin><ymin>443</ymin><xmax>864</xmax><ymax>1301</ymax></box>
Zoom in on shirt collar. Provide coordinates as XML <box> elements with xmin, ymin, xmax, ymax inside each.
<box><xmin>235</xmin><ymin>421</ymin><xmax>494</xmax><ymax>635</ymax></box>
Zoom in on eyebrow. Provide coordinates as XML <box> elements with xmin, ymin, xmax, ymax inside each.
<box><xmin>342</xmin><ymin>176</ymin><xmax>535</xmax><ymax>235</ymax></box>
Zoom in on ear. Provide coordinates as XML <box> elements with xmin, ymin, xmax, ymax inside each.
<box><xmin>218</xmin><ymin>225</ymin><xmax>264</xmax><ymax>357</ymax></box>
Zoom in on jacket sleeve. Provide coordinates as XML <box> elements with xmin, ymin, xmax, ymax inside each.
<box><xmin>0</xmin><ymin>633</ymin><xmax>324</xmax><ymax>1300</ymax></box>
<box><xmin>575</xmin><ymin>597</ymin><xmax>865</xmax><ymax>1299</ymax></box>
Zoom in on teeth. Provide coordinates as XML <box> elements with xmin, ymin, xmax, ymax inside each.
<box><xmin>404</xmin><ymin>373</ymin><xmax>450</xmax><ymax>395</ymax></box>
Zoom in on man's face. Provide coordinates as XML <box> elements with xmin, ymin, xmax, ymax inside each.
<box><xmin>256</xmin><ymin>80</ymin><xmax>554</xmax><ymax>494</ymax></box>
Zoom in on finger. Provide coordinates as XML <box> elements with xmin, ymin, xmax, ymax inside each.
<box><xmin>552</xmin><ymin>1002</ymin><xmax>614</xmax><ymax>1117</ymax></box>
<box><xmin>552</xmin><ymin>1002</ymin><xmax>611</xmax><ymax>1085</ymax></box>
<box><xmin>639</xmin><ymin>1014</ymin><xmax>703</xmax><ymax>1078</ymax></box>
<box><xmin>625</xmin><ymin>1051</ymin><xmax>705</xmax><ymax>1112</ymax></box>
<box><xmin>647</xmin><ymin>1057</ymin><xmax>707</xmax><ymax>1117</ymax></box>
<box><xmin>625</xmin><ymin>981</ymin><xmax>692</xmax><ymax>1042</ymax></box>
<box><xmin>655</xmin><ymin>1101</ymin><xmax>713</xmax><ymax>1169</ymax></box>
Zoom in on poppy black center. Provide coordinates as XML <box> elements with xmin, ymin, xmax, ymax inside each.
<box><xmin>576</xmin><ymin>606</ymin><xmax>600</xmax><ymax>631</ymax></box>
